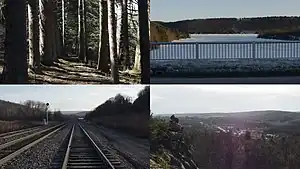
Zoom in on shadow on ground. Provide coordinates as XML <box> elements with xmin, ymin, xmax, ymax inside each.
<box><xmin>1</xmin><ymin>57</ymin><xmax>140</xmax><ymax>84</ymax></box>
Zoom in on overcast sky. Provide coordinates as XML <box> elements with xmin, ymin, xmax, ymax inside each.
<box><xmin>151</xmin><ymin>0</ymin><xmax>300</xmax><ymax>21</ymax></box>
<box><xmin>151</xmin><ymin>85</ymin><xmax>300</xmax><ymax>114</ymax></box>
<box><xmin>0</xmin><ymin>85</ymin><xmax>145</xmax><ymax>112</ymax></box>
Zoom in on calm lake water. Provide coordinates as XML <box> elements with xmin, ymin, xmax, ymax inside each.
<box><xmin>150</xmin><ymin>34</ymin><xmax>300</xmax><ymax>60</ymax></box>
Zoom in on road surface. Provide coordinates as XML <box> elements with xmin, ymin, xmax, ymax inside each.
<box><xmin>150</xmin><ymin>76</ymin><xmax>300</xmax><ymax>84</ymax></box>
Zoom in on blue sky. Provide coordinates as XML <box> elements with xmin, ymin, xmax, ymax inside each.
<box><xmin>151</xmin><ymin>85</ymin><xmax>300</xmax><ymax>114</ymax></box>
<box><xmin>0</xmin><ymin>85</ymin><xmax>145</xmax><ymax>112</ymax></box>
<box><xmin>150</xmin><ymin>0</ymin><xmax>300</xmax><ymax>21</ymax></box>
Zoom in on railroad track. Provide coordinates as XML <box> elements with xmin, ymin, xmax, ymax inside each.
<box><xmin>0</xmin><ymin>125</ymin><xmax>42</xmax><ymax>138</ymax></box>
<box><xmin>0</xmin><ymin>123</ymin><xmax>66</xmax><ymax>166</ymax></box>
<box><xmin>50</xmin><ymin>123</ymin><xmax>125</xmax><ymax>169</ymax></box>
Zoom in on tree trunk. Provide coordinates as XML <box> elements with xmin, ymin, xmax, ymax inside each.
<box><xmin>97</xmin><ymin>0</ymin><xmax>109</xmax><ymax>73</ymax></box>
<box><xmin>119</xmin><ymin>0</ymin><xmax>129</xmax><ymax>70</ymax></box>
<box><xmin>39</xmin><ymin>0</ymin><xmax>45</xmax><ymax>60</ymax></box>
<box><xmin>97</xmin><ymin>0</ymin><xmax>102</xmax><ymax>70</ymax></box>
<box><xmin>51</xmin><ymin>1</ymin><xmax>57</xmax><ymax>61</ymax></box>
<box><xmin>78</xmin><ymin>0</ymin><xmax>85</xmax><ymax>61</ymax></box>
<box><xmin>60</xmin><ymin>0</ymin><xmax>66</xmax><ymax>56</ymax></box>
<box><xmin>31</xmin><ymin>0</ymin><xmax>41</xmax><ymax>71</ymax></box>
<box><xmin>115</xmin><ymin>1</ymin><xmax>121</xmax><ymax>58</ymax></box>
<box><xmin>133</xmin><ymin>25</ymin><xmax>140</xmax><ymax>72</ymax></box>
<box><xmin>61</xmin><ymin>0</ymin><xmax>65</xmax><ymax>49</ymax></box>
<box><xmin>43</xmin><ymin>0</ymin><xmax>55</xmax><ymax>65</ymax></box>
<box><xmin>83</xmin><ymin>0</ymin><xmax>88</xmax><ymax>63</ymax></box>
<box><xmin>107</xmin><ymin>0</ymin><xmax>119</xmax><ymax>83</ymax></box>
<box><xmin>138</xmin><ymin>0</ymin><xmax>150</xmax><ymax>83</ymax></box>
<box><xmin>28</xmin><ymin>3</ymin><xmax>34</xmax><ymax>70</ymax></box>
<box><xmin>2</xmin><ymin>0</ymin><xmax>28</xmax><ymax>83</ymax></box>
<box><xmin>133</xmin><ymin>1</ymin><xmax>140</xmax><ymax>72</ymax></box>
<box><xmin>77</xmin><ymin>0</ymin><xmax>81</xmax><ymax>57</ymax></box>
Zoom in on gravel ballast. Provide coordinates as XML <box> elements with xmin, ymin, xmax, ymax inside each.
<box><xmin>0</xmin><ymin>124</ymin><xmax>72</xmax><ymax>169</ymax></box>
<box><xmin>84</xmin><ymin>123</ymin><xmax>150</xmax><ymax>169</ymax></box>
<box><xmin>83</xmin><ymin>124</ymin><xmax>136</xmax><ymax>169</ymax></box>
<box><xmin>0</xmin><ymin>126</ymin><xmax>51</xmax><ymax>145</ymax></box>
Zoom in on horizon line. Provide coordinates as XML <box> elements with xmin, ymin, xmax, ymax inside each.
<box><xmin>152</xmin><ymin>109</ymin><xmax>300</xmax><ymax>115</ymax></box>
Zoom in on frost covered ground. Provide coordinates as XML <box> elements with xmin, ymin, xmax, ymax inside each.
<box><xmin>150</xmin><ymin>58</ymin><xmax>300</xmax><ymax>77</ymax></box>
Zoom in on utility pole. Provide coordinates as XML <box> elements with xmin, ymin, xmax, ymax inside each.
<box><xmin>46</xmin><ymin>103</ymin><xmax>49</xmax><ymax>125</ymax></box>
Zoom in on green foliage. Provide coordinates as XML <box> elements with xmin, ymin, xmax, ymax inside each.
<box><xmin>150</xmin><ymin>117</ymin><xmax>170</xmax><ymax>151</ymax></box>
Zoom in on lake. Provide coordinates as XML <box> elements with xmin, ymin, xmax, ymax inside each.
<box><xmin>150</xmin><ymin>34</ymin><xmax>300</xmax><ymax>60</ymax></box>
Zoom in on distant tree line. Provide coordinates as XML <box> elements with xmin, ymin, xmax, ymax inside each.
<box><xmin>157</xmin><ymin>16</ymin><xmax>300</xmax><ymax>34</ymax></box>
<box><xmin>0</xmin><ymin>99</ymin><xmax>64</xmax><ymax>121</ymax></box>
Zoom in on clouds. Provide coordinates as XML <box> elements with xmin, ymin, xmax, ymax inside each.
<box><xmin>0</xmin><ymin>85</ymin><xmax>146</xmax><ymax>111</ymax></box>
<box><xmin>151</xmin><ymin>85</ymin><xmax>300</xmax><ymax>114</ymax></box>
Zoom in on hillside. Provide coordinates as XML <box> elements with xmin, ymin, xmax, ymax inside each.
<box><xmin>0</xmin><ymin>99</ymin><xmax>51</xmax><ymax>133</ymax></box>
<box><xmin>156</xmin><ymin>16</ymin><xmax>300</xmax><ymax>35</ymax></box>
<box><xmin>151</xmin><ymin>114</ymin><xmax>300</xmax><ymax>169</ymax></box>
<box><xmin>257</xmin><ymin>29</ymin><xmax>300</xmax><ymax>40</ymax></box>
<box><xmin>150</xmin><ymin>117</ymin><xmax>199</xmax><ymax>169</ymax></box>
<box><xmin>85</xmin><ymin>86</ymin><xmax>149</xmax><ymax>138</ymax></box>
<box><xmin>158</xmin><ymin>110</ymin><xmax>300</xmax><ymax>136</ymax></box>
<box><xmin>158</xmin><ymin>110</ymin><xmax>300</xmax><ymax>121</ymax></box>
<box><xmin>0</xmin><ymin>99</ymin><xmax>65</xmax><ymax>121</ymax></box>
<box><xmin>150</xmin><ymin>21</ymin><xmax>190</xmax><ymax>42</ymax></box>
<box><xmin>0</xmin><ymin>99</ymin><xmax>45</xmax><ymax>121</ymax></box>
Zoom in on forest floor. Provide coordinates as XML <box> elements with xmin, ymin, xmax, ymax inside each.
<box><xmin>0</xmin><ymin>57</ymin><xmax>140</xmax><ymax>84</ymax></box>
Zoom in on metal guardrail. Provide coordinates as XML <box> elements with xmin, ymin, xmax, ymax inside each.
<box><xmin>150</xmin><ymin>41</ymin><xmax>300</xmax><ymax>60</ymax></box>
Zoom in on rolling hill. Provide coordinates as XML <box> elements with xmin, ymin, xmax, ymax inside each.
<box><xmin>155</xmin><ymin>16</ymin><xmax>300</xmax><ymax>35</ymax></box>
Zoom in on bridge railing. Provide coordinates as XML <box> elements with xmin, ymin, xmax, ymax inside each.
<box><xmin>150</xmin><ymin>41</ymin><xmax>300</xmax><ymax>60</ymax></box>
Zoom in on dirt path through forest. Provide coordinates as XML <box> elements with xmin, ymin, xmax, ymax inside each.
<box><xmin>0</xmin><ymin>57</ymin><xmax>140</xmax><ymax>84</ymax></box>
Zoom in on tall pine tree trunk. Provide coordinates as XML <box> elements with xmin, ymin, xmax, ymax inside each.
<box><xmin>60</xmin><ymin>0</ymin><xmax>66</xmax><ymax>56</ymax></box>
<box><xmin>83</xmin><ymin>0</ymin><xmax>88</xmax><ymax>63</ymax></box>
<box><xmin>2</xmin><ymin>0</ymin><xmax>28</xmax><ymax>83</ymax></box>
<box><xmin>51</xmin><ymin>1</ymin><xmax>57</xmax><ymax>61</ymax></box>
<box><xmin>39</xmin><ymin>0</ymin><xmax>45</xmax><ymax>60</ymax></box>
<box><xmin>115</xmin><ymin>1</ymin><xmax>121</xmax><ymax>58</ymax></box>
<box><xmin>97</xmin><ymin>0</ymin><xmax>109</xmax><ymax>73</ymax></box>
<box><xmin>77</xmin><ymin>0</ymin><xmax>81</xmax><ymax>57</ymax></box>
<box><xmin>31</xmin><ymin>0</ymin><xmax>41</xmax><ymax>71</ymax></box>
<box><xmin>119</xmin><ymin>0</ymin><xmax>129</xmax><ymax>70</ymax></box>
<box><xmin>133</xmin><ymin>1</ymin><xmax>140</xmax><ymax>72</ymax></box>
<box><xmin>43</xmin><ymin>0</ymin><xmax>55</xmax><ymax>65</ymax></box>
<box><xmin>107</xmin><ymin>0</ymin><xmax>119</xmax><ymax>83</ymax></box>
<box><xmin>78</xmin><ymin>0</ymin><xmax>86</xmax><ymax>61</ymax></box>
<box><xmin>138</xmin><ymin>0</ymin><xmax>150</xmax><ymax>83</ymax></box>
<box><xmin>61</xmin><ymin>0</ymin><xmax>65</xmax><ymax>50</ymax></box>
<box><xmin>28</xmin><ymin>3</ymin><xmax>34</xmax><ymax>70</ymax></box>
